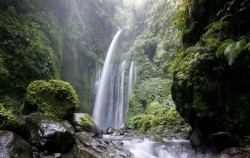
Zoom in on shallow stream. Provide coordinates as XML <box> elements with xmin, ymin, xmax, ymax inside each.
<box><xmin>103</xmin><ymin>135</ymin><xmax>217</xmax><ymax>158</ymax></box>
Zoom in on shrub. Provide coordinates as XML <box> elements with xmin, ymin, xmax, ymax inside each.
<box><xmin>22</xmin><ymin>80</ymin><xmax>79</xmax><ymax>120</ymax></box>
<box><xmin>126</xmin><ymin>101</ymin><xmax>189</xmax><ymax>134</ymax></box>
<box><xmin>0</xmin><ymin>103</ymin><xmax>18</xmax><ymax>129</ymax></box>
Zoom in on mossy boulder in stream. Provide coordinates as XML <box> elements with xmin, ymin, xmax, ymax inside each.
<box><xmin>22</xmin><ymin>80</ymin><xmax>79</xmax><ymax>120</ymax></box>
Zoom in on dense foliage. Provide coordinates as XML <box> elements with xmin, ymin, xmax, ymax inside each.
<box><xmin>124</xmin><ymin>0</ymin><xmax>190</xmax><ymax>134</ymax></box>
<box><xmin>23</xmin><ymin>80</ymin><xmax>79</xmax><ymax>120</ymax></box>
<box><xmin>171</xmin><ymin>0</ymin><xmax>250</xmax><ymax>139</ymax></box>
<box><xmin>0</xmin><ymin>0</ymin><xmax>117</xmax><ymax>113</ymax></box>
<box><xmin>0</xmin><ymin>103</ymin><xmax>18</xmax><ymax>129</ymax></box>
<box><xmin>0</xmin><ymin>7</ymin><xmax>58</xmax><ymax>105</ymax></box>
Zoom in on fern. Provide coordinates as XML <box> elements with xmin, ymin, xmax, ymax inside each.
<box><xmin>216</xmin><ymin>39</ymin><xmax>234</xmax><ymax>58</ymax></box>
<box><xmin>224</xmin><ymin>39</ymin><xmax>246</xmax><ymax>66</ymax></box>
<box><xmin>202</xmin><ymin>21</ymin><xmax>228</xmax><ymax>39</ymax></box>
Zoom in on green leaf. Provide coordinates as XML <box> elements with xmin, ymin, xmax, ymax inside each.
<box><xmin>216</xmin><ymin>39</ymin><xmax>234</xmax><ymax>58</ymax></box>
<box><xmin>224</xmin><ymin>39</ymin><xmax>246</xmax><ymax>66</ymax></box>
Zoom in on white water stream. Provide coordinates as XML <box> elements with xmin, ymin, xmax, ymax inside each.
<box><xmin>103</xmin><ymin>135</ymin><xmax>216</xmax><ymax>158</ymax></box>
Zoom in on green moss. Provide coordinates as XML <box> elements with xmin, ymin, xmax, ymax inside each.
<box><xmin>171</xmin><ymin>0</ymin><xmax>250</xmax><ymax>137</ymax></box>
<box><xmin>0</xmin><ymin>103</ymin><xmax>4</xmax><ymax>111</ymax></box>
<box><xmin>80</xmin><ymin>113</ymin><xmax>97</xmax><ymax>132</ymax></box>
<box><xmin>22</xmin><ymin>80</ymin><xmax>79</xmax><ymax>120</ymax></box>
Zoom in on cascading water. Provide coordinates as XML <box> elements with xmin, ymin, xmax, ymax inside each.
<box><xmin>92</xmin><ymin>30</ymin><xmax>125</xmax><ymax>129</ymax></box>
<box><xmin>114</xmin><ymin>61</ymin><xmax>126</xmax><ymax>128</ymax></box>
<box><xmin>128</xmin><ymin>61</ymin><xmax>136</xmax><ymax>97</ymax></box>
<box><xmin>103</xmin><ymin>135</ymin><xmax>216</xmax><ymax>158</ymax></box>
<box><xmin>93</xmin><ymin>64</ymin><xmax>102</xmax><ymax>100</ymax></box>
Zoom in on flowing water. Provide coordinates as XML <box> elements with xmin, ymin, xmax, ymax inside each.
<box><xmin>93</xmin><ymin>30</ymin><xmax>128</xmax><ymax>129</ymax></box>
<box><xmin>90</xmin><ymin>30</ymin><xmax>214</xmax><ymax>158</ymax></box>
<box><xmin>93</xmin><ymin>64</ymin><xmax>102</xmax><ymax>100</ymax></box>
<box><xmin>114</xmin><ymin>61</ymin><xmax>126</xmax><ymax>128</ymax></box>
<box><xmin>128</xmin><ymin>61</ymin><xmax>136</xmax><ymax>97</ymax></box>
<box><xmin>103</xmin><ymin>135</ymin><xmax>216</xmax><ymax>158</ymax></box>
<box><xmin>92</xmin><ymin>27</ymin><xmax>216</xmax><ymax>158</ymax></box>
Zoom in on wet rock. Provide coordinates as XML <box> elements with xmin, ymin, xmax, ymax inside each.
<box><xmin>72</xmin><ymin>113</ymin><xmax>99</xmax><ymax>133</ymax></box>
<box><xmin>116</xmin><ymin>128</ymin><xmax>125</xmax><ymax>135</ymax></box>
<box><xmin>39</xmin><ymin>153</ymin><xmax>62</xmax><ymax>158</ymax></box>
<box><xmin>0</xmin><ymin>131</ymin><xmax>32</xmax><ymax>158</ymax></box>
<box><xmin>24</xmin><ymin>114</ymin><xmax>75</xmax><ymax>153</ymax></box>
<box><xmin>91</xmin><ymin>129</ymin><xmax>104</xmax><ymax>138</ymax></box>
<box><xmin>106</xmin><ymin>127</ymin><xmax>115</xmax><ymax>134</ymax></box>
<box><xmin>218</xmin><ymin>147</ymin><xmax>250</xmax><ymax>158</ymax></box>
<box><xmin>74</xmin><ymin>132</ymin><xmax>133</xmax><ymax>158</ymax></box>
<box><xmin>190</xmin><ymin>128</ymin><xmax>204</xmax><ymax>147</ymax></box>
<box><xmin>209</xmin><ymin>132</ymin><xmax>239</xmax><ymax>150</ymax></box>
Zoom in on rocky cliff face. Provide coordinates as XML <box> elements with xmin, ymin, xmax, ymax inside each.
<box><xmin>171</xmin><ymin>0</ymin><xmax>250</xmax><ymax>139</ymax></box>
<box><xmin>0</xmin><ymin>0</ymin><xmax>117</xmax><ymax>112</ymax></box>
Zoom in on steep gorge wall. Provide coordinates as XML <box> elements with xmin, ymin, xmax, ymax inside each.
<box><xmin>0</xmin><ymin>0</ymin><xmax>116</xmax><ymax>112</ymax></box>
<box><xmin>171</xmin><ymin>0</ymin><xmax>250</xmax><ymax>138</ymax></box>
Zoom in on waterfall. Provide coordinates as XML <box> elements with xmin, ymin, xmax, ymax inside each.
<box><xmin>128</xmin><ymin>61</ymin><xmax>136</xmax><ymax>98</ymax></box>
<box><xmin>93</xmin><ymin>65</ymin><xmax>101</xmax><ymax>100</ymax></box>
<box><xmin>92</xmin><ymin>30</ymin><xmax>123</xmax><ymax>129</ymax></box>
<box><xmin>122</xmin><ymin>60</ymin><xmax>136</xmax><ymax>118</ymax></box>
<box><xmin>114</xmin><ymin>61</ymin><xmax>126</xmax><ymax>128</ymax></box>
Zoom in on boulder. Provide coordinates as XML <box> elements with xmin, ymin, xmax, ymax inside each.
<box><xmin>91</xmin><ymin>129</ymin><xmax>104</xmax><ymax>138</ymax></box>
<box><xmin>23</xmin><ymin>80</ymin><xmax>79</xmax><ymax>120</ymax></box>
<box><xmin>190</xmin><ymin>128</ymin><xmax>204</xmax><ymax>147</ymax></box>
<box><xmin>74</xmin><ymin>132</ymin><xmax>133</xmax><ymax>158</ymax></box>
<box><xmin>24</xmin><ymin>114</ymin><xmax>75</xmax><ymax>153</ymax></box>
<box><xmin>117</xmin><ymin>128</ymin><xmax>125</xmax><ymax>135</ymax></box>
<box><xmin>209</xmin><ymin>132</ymin><xmax>239</xmax><ymax>151</ymax></box>
<box><xmin>0</xmin><ymin>131</ymin><xmax>32</xmax><ymax>158</ymax></box>
<box><xmin>72</xmin><ymin>113</ymin><xmax>98</xmax><ymax>133</ymax></box>
<box><xmin>218</xmin><ymin>147</ymin><xmax>250</xmax><ymax>158</ymax></box>
<box><xmin>106</xmin><ymin>127</ymin><xmax>115</xmax><ymax>134</ymax></box>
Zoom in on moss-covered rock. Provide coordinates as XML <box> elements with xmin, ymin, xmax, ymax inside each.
<box><xmin>72</xmin><ymin>113</ymin><xmax>98</xmax><ymax>133</ymax></box>
<box><xmin>80</xmin><ymin>113</ymin><xmax>98</xmax><ymax>132</ymax></box>
<box><xmin>22</xmin><ymin>80</ymin><xmax>79</xmax><ymax>120</ymax></box>
<box><xmin>171</xmin><ymin>0</ymin><xmax>250</xmax><ymax>139</ymax></box>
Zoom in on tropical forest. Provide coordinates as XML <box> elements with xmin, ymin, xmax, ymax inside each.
<box><xmin>0</xmin><ymin>0</ymin><xmax>250</xmax><ymax>157</ymax></box>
